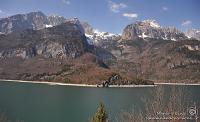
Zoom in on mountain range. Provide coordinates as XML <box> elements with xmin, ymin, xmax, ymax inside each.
<box><xmin>0</xmin><ymin>11</ymin><xmax>199</xmax><ymax>84</ymax></box>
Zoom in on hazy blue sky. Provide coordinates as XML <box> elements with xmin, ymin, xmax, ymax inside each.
<box><xmin>0</xmin><ymin>0</ymin><xmax>199</xmax><ymax>33</ymax></box>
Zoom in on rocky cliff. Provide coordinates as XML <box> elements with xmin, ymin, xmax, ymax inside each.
<box><xmin>0</xmin><ymin>11</ymin><xmax>48</xmax><ymax>34</ymax></box>
<box><xmin>0</xmin><ymin>21</ymin><xmax>88</xmax><ymax>59</ymax></box>
<box><xmin>122</xmin><ymin>20</ymin><xmax>187</xmax><ymax>41</ymax></box>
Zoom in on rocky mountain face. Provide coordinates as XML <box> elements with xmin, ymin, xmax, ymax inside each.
<box><xmin>186</xmin><ymin>29</ymin><xmax>200</xmax><ymax>41</ymax></box>
<box><xmin>0</xmin><ymin>11</ymin><xmax>116</xmax><ymax>63</ymax></box>
<box><xmin>104</xmin><ymin>20</ymin><xmax>200</xmax><ymax>82</ymax></box>
<box><xmin>0</xmin><ymin>11</ymin><xmax>121</xmax><ymax>47</ymax></box>
<box><xmin>0</xmin><ymin>11</ymin><xmax>80</xmax><ymax>34</ymax></box>
<box><xmin>0</xmin><ymin>14</ymin><xmax>117</xmax><ymax>83</ymax></box>
<box><xmin>0</xmin><ymin>22</ymin><xmax>88</xmax><ymax>59</ymax></box>
<box><xmin>78</xmin><ymin>20</ymin><xmax>200</xmax><ymax>82</ymax></box>
<box><xmin>122</xmin><ymin>20</ymin><xmax>187</xmax><ymax>41</ymax></box>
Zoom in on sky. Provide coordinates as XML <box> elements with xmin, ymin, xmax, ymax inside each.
<box><xmin>0</xmin><ymin>0</ymin><xmax>199</xmax><ymax>33</ymax></box>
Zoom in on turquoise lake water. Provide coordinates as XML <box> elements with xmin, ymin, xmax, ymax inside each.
<box><xmin>0</xmin><ymin>81</ymin><xmax>199</xmax><ymax>122</ymax></box>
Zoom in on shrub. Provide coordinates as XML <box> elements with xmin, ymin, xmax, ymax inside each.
<box><xmin>91</xmin><ymin>102</ymin><xmax>108</xmax><ymax>122</ymax></box>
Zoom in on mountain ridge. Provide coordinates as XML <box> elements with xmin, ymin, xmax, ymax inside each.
<box><xmin>1</xmin><ymin>11</ymin><xmax>199</xmax><ymax>42</ymax></box>
<box><xmin>0</xmin><ymin>11</ymin><xmax>199</xmax><ymax>84</ymax></box>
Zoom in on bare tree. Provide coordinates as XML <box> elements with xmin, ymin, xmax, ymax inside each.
<box><xmin>117</xmin><ymin>86</ymin><xmax>198</xmax><ymax>122</ymax></box>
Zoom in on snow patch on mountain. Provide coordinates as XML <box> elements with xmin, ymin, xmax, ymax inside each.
<box><xmin>171</xmin><ymin>38</ymin><xmax>177</xmax><ymax>41</ymax></box>
<box><xmin>143</xmin><ymin>20</ymin><xmax>161</xmax><ymax>28</ymax></box>
<box><xmin>45</xmin><ymin>24</ymin><xmax>53</xmax><ymax>28</ymax></box>
<box><xmin>93</xmin><ymin>29</ymin><xmax>116</xmax><ymax>39</ymax></box>
<box><xmin>85</xmin><ymin>29</ymin><xmax>121</xmax><ymax>45</ymax></box>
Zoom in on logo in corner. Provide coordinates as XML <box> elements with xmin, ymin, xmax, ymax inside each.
<box><xmin>188</xmin><ymin>106</ymin><xmax>197</xmax><ymax>116</ymax></box>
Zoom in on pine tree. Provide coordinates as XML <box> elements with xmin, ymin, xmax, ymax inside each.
<box><xmin>91</xmin><ymin>102</ymin><xmax>108</xmax><ymax>122</ymax></box>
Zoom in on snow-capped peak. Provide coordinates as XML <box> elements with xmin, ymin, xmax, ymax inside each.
<box><xmin>85</xmin><ymin>29</ymin><xmax>121</xmax><ymax>45</ymax></box>
<box><xmin>143</xmin><ymin>19</ymin><xmax>161</xmax><ymax>28</ymax></box>
<box><xmin>93</xmin><ymin>29</ymin><xmax>116</xmax><ymax>37</ymax></box>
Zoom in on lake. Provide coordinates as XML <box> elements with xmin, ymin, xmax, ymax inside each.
<box><xmin>0</xmin><ymin>81</ymin><xmax>199</xmax><ymax>122</ymax></box>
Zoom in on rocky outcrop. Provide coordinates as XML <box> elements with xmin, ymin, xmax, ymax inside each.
<box><xmin>122</xmin><ymin>20</ymin><xmax>187</xmax><ymax>41</ymax></box>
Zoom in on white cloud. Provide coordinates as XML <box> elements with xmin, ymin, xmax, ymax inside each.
<box><xmin>123</xmin><ymin>13</ymin><xmax>138</xmax><ymax>19</ymax></box>
<box><xmin>181</xmin><ymin>20</ymin><xmax>192</xmax><ymax>26</ymax></box>
<box><xmin>162</xmin><ymin>6</ymin><xmax>168</xmax><ymax>11</ymax></box>
<box><xmin>108</xmin><ymin>0</ymin><xmax>127</xmax><ymax>13</ymax></box>
<box><xmin>62</xmin><ymin>0</ymin><xmax>70</xmax><ymax>5</ymax></box>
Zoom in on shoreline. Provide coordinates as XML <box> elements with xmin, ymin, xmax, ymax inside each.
<box><xmin>0</xmin><ymin>79</ymin><xmax>156</xmax><ymax>87</ymax></box>
<box><xmin>0</xmin><ymin>79</ymin><xmax>200</xmax><ymax>87</ymax></box>
<box><xmin>154</xmin><ymin>82</ymin><xmax>200</xmax><ymax>86</ymax></box>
